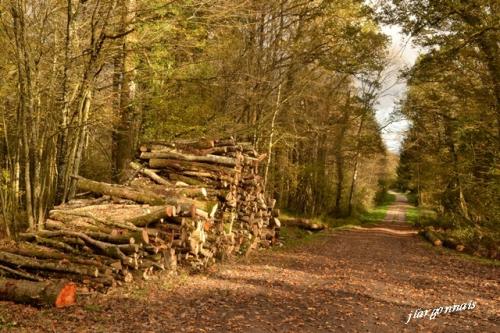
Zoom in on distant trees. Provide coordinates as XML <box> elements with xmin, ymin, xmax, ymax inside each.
<box><xmin>382</xmin><ymin>1</ymin><xmax>499</xmax><ymax>226</ymax></box>
<box><xmin>138</xmin><ymin>0</ymin><xmax>391</xmax><ymax>217</ymax></box>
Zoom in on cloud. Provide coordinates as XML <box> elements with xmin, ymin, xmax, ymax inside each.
<box><xmin>375</xmin><ymin>25</ymin><xmax>420</xmax><ymax>153</ymax></box>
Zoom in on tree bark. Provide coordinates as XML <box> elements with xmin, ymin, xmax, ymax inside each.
<box><xmin>333</xmin><ymin>95</ymin><xmax>351</xmax><ymax>217</ymax></box>
<box><xmin>112</xmin><ymin>0</ymin><xmax>138</xmax><ymax>183</ymax></box>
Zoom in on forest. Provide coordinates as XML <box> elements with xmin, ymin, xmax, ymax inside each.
<box><xmin>384</xmin><ymin>0</ymin><xmax>499</xmax><ymax>257</ymax></box>
<box><xmin>0</xmin><ymin>0</ymin><xmax>393</xmax><ymax>236</ymax></box>
<box><xmin>0</xmin><ymin>0</ymin><xmax>498</xmax><ymax>331</ymax></box>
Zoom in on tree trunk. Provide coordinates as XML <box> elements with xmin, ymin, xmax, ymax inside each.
<box><xmin>333</xmin><ymin>96</ymin><xmax>351</xmax><ymax>217</ymax></box>
<box><xmin>112</xmin><ymin>0</ymin><xmax>138</xmax><ymax>183</ymax></box>
<box><xmin>264</xmin><ymin>84</ymin><xmax>281</xmax><ymax>189</ymax></box>
<box><xmin>347</xmin><ymin>113</ymin><xmax>366</xmax><ymax>216</ymax></box>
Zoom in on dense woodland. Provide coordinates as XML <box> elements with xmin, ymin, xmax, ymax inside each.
<box><xmin>0</xmin><ymin>0</ymin><xmax>396</xmax><ymax>238</ymax></box>
<box><xmin>380</xmin><ymin>1</ymin><xmax>499</xmax><ymax>250</ymax></box>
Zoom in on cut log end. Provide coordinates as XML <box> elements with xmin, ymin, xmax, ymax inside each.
<box><xmin>0</xmin><ymin>278</ymin><xmax>77</xmax><ymax>308</ymax></box>
<box><xmin>55</xmin><ymin>283</ymin><xmax>77</xmax><ymax>308</ymax></box>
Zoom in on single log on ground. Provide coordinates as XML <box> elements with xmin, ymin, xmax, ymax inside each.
<box><xmin>74</xmin><ymin>176</ymin><xmax>165</xmax><ymax>205</ymax></box>
<box><xmin>0</xmin><ymin>278</ymin><xmax>77</xmax><ymax>308</ymax></box>
<box><xmin>0</xmin><ymin>251</ymin><xmax>99</xmax><ymax>277</ymax></box>
<box><xmin>442</xmin><ymin>237</ymin><xmax>464</xmax><ymax>251</ymax></box>
<box><xmin>422</xmin><ymin>229</ymin><xmax>443</xmax><ymax>246</ymax></box>
<box><xmin>280</xmin><ymin>218</ymin><xmax>325</xmax><ymax>231</ymax></box>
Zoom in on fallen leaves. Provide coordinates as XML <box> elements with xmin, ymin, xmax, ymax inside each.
<box><xmin>0</xmin><ymin>220</ymin><xmax>497</xmax><ymax>332</ymax></box>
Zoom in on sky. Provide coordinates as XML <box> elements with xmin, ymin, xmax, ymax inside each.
<box><xmin>374</xmin><ymin>25</ymin><xmax>420</xmax><ymax>153</ymax></box>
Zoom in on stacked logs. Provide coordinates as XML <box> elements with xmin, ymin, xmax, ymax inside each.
<box><xmin>0</xmin><ymin>197</ymin><xmax>180</xmax><ymax>294</ymax></box>
<box><xmin>0</xmin><ymin>138</ymin><xmax>279</xmax><ymax>306</ymax></box>
<box><xmin>136</xmin><ymin>138</ymin><xmax>280</xmax><ymax>258</ymax></box>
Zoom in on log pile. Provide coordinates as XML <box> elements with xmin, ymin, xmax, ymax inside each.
<box><xmin>136</xmin><ymin>138</ymin><xmax>279</xmax><ymax>258</ymax></box>
<box><xmin>0</xmin><ymin>138</ymin><xmax>279</xmax><ymax>303</ymax></box>
<box><xmin>0</xmin><ymin>200</ymin><xmax>178</xmax><ymax>293</ymax></box>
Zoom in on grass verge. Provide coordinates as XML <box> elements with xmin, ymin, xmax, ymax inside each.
<box><xmin>420</xmin><ymin>241</ymin><xmax>500</xmax><ymax>267</ymax></box>
<box><xmin>406</xmin><ymin>206</ymin><xmax>420</xmax><ymax>225</ymax></box>
<box><xmin>277</xmin><ymin>193</ymin><xmax>398</xmax><ymax>248</ymax></box>
<box><xmin>404</xmin><ymin>194</ymin><xmax>437</xmax><ymax>227</ymax></box>
<box><xmin>358</xmin><ymin>192</ymin><xmax>396</xmax><ymax>223</ymax></box>
<box><xmin>277</xmin><ymin>225</ymin><xmax>326</xmax><ymax>249</ymax></box>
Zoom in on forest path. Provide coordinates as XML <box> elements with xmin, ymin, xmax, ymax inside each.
<box><xmin>384</xmin><ymin>191</ymin><xmax>411</xmax><ymax>223</ymax></box>
<box><xmin>1</xmin><ymin>194</ymin><xmax>498</xmax><ymax>332</ymax></box>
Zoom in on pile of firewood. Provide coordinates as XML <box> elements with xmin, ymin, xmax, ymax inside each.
<box><xmin>135</xmin><ymin>137</ymin><xmax>280</xmax><ymax>259</ymax></box>
<box><xmin>0</xmin><ymin>138</ymin><xmax>279</xmax><ymax>306</ymax></box>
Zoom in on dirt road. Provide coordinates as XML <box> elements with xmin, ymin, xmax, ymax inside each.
<box><xmin>1</xmin><ymin>194</ymin><xmax>498</xmax><ymax>332</ymax></box>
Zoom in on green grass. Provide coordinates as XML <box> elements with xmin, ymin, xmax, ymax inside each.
<box><xmin>407</xmin><ymin>206</ymin><xmax>436</xmax><ymax>226</ymax></box>
<box><xmin>277</xmin><ymin>225</ymin><xmax>325</xmax><ymax>249</ymax></box>
<box><xmin>277</xmin><ymin>192</ymin><xmax>400</xmax><ymax>248</ymax></box>
<box><xmin>359</xmin><ymin>192</ymin><xmax>396</xmax><ymax>223</ymax></box>
<box><xmin>406</xmin><ymin>206</ymin><xmax>420</xmax><ymax>224</ymax></box>
<box><xmin>0</xmin><ymin>314</ymin><xmax>18</xmax><ymax>329</ymax></box>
